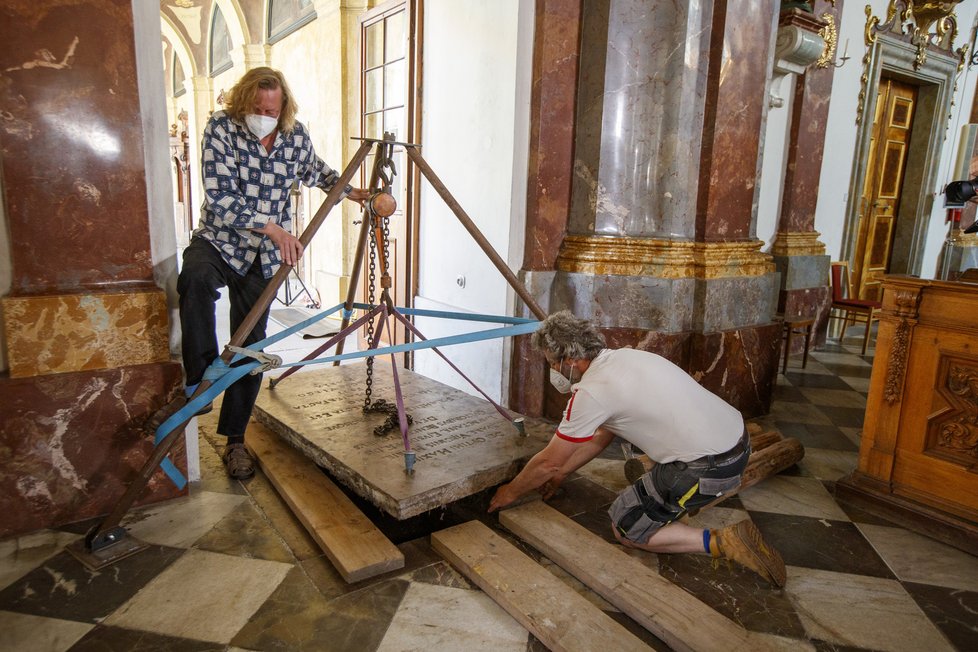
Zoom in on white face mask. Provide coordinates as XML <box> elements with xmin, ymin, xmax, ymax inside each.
<box><xmin>549</xmin><ymin>360</ymin><xmax>577</xmax><ymax>394</ymax></box>
<box><xmin>245</xmin><ymin>114</ymin><xmax>278</xmax><ymax>139</ymax></box>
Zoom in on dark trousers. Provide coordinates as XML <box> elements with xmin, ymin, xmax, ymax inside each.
<box><xmin>177</xmin><ymin>238</ymin><xmax>271</xmax><ymax>438</ymax></box>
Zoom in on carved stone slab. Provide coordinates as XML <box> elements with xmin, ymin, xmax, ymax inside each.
<box><xmin>253</xmin><ymin>364</ymin><xmax>554</xmax><ymax>519</ymax></box>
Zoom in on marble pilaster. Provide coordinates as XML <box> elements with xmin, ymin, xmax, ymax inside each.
<box><xmin>0</xmin><ymin>0</ymin><xmax>185</xmax><ymax>536</ymax></box>
<box><xmin>510</xmin><ymin>0</ymin><xmax>583</xmax><ymax>416</ymax></box>
<box><xmin>770</xmin><ymin>1</ymin><xmax>841</xmax><ymax>349</ymax></box>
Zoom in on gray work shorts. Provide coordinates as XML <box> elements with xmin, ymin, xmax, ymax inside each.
<box><xmin>608</xmin><ymin>434</ymin><xmax>751</xmax><ymax>544</ymax></box>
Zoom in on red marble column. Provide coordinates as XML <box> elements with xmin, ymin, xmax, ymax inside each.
<box><xmin>0</xmin><ymin>1</ymin><xmax>185</xmax><ymax>537</ymax></box>
<box><xmin>509</xmin><ymin>0</ymin><xmax>582</xmax><ymax>416</ymax></box>
<box><xmin>697</xmin><ymin>0</ymin><xmax>779</xmax><ymax>240</ymax></box>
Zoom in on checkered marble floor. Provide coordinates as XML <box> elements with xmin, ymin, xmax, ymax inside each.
<box><xmin>2</xmin><ymin>338</ymin><xmax>977</xmax><ymax>651</ymax></box>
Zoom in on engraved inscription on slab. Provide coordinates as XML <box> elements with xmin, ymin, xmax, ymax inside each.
<box><xmin>253</xmin><ymin>364</ymin><xmax>554</xmax><ymax>519</ymax></box>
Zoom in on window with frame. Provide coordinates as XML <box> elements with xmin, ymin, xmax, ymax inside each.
<box><xmin>209</xmin><ymin>5</ymin><xmax>233</xmax><ymax>76</ymax></box>
<box><xmin>267</xmin><ymin>0</ymin><xmax>317</xmax><ymax>44</ymax></box>
<box><xmin>361</xmin><ymin>6</ymin><xmax>407</xmax><ymax>200</ymax></box>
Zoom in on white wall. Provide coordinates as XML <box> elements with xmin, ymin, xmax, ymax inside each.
<box><xmin>756</xmin><ymin>73</ymin><xmax>795</xmax><ymax>250</ymax></box>
<box><xmin>815</xmin><ymin>0</ymin><xmax>978</xmax><ymax>277</ymax></box>
<box><xmin>413</xmin><ymin>0</ymin><xmax>532</xmax><ymax>402</ymax></box>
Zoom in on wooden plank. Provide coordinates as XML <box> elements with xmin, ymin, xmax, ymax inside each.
<box><xmin>500</xmin><ymin>501</ymin><xmax>779</xmax><ymax>652</ymax></box>
<box><xmin>246</xmin><ymin>422</ymin><xmax>404</xmax><ymax>583</ymax></box>
<box><xmin>431</xmin><ymin>520</ymin><xmax>649</xmax><ymax>652</ymax></box>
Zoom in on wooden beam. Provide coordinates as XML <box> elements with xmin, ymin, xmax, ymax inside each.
<box><xmin>246</xmin><ymin>421</ymin><xmax>404</xmax><ymax>583</ymax></box>
<box><xmin>500</xmin><ymin>502</ymin><xmax>780</xmax><ymax>652</ymax></box>
<box><xmin>431</xmin><ymin>520</ymin><xmax>649</xmax><ymax>652</ymax></box>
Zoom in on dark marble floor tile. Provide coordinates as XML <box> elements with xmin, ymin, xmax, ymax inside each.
<box><xmin>774</xmin><ymin>422</ymin><xmax>859</xmax><ymax>452</ymax></box>
<box><xmin>657</xmin><ymin>553</ymin><xmax>806</xmax><ymax>638</ymax></box>
<box><xmin>784</xmin><ymin>372</ymin><xmax>854</xmax><ymax>390</ymax></box>
<box><xmin>816</xmin><ymin>363</ymin><xmax>874</xmax><ymax>379</ymax></box>
<box><xmin>234</xmin><ymin>565</ymin><xmax>408</xmax><ymax>652</ymax></box>
<box><xmin>193</xmin><ymin>500</ymin><xmax>295</xmax><ymax>563</ymax></box>
<box><xmin>902</xmin><ymin>581</ymin><xmax>978</xmax><ymax>651</ymax></box>
<box><xmin>244</xmin><ymin>471</ymin><xmax>322</xmax><ymax>561</ymax></box>
<box><xmin>832</xmin><ymin>498</ymin><xmax>895</xmax><ymax>527</ymax></box>
<box><xmin>301</xmin><ymin>537</ymin><xmax>440</xmax><ymax>601</ymax></box>
<box><xmin>820</xmin><ymin>406</ymin><xmax>867</xmax><ymax>429</ymax></box>
<box><xmin>0</xmin><ymin>546</ymin><xmax>184</xmax><ymax>622</ymax></box>
<box><xmin>69</xmin><ymin>626</ymin><xmax>223</xmax><ymax>652</ymax></box>
<box><xmin>812</xmin><ymin>343</ymin><xmax>850</xmax><ymax>353</ymax></box>
<box><xmin>747</xmin><ymin>512</ymin><xmax>894</xmax><ymax>578</ymax></box>
<box><xmin>772</xmin><ymin>384</ymin><xmax>809</xmax><ymax>403</ymax></box>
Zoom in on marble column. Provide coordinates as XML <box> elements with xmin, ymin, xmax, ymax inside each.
<box><xmin>233</xmin><ymin>43</ymin><xmax>270</xmax><ymax>71</ymax></box>
<box><xmin>0</xmin><ymin>1</ymin><xmax>186</xmax><ymax>538</ymax></box>
<box><xmin>770</xmin><ymin>1</ymin><xmax>839</xmax><ymax>350</ymax></box>
<box><xmin>515</xmin><ymin>0</ymin><xmax>782</xmax><ymax>417</ymax></box>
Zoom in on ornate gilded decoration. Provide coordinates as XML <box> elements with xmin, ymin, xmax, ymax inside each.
<box><xmin>858</xmin><ymin>1</ymin><xmax>964</xmax><ymax>123</ymax></box>
<box><xmin>174</xmin><ymin>0</ymin><xmax>195</xmax><ymax>8</ymax></box>
<box><xmin>770</xmin><ymin>231</ymin><xmax>827</xmax><ymax>256</ymax></box>
<box><xmin>816</xmin><ymin>14</ymin><xmax>838</xmax><ymax>68</ymax></box>
<box><xmin>556</xmin><ymin>236</ymin><xmax>775</xmax><ymax>279</ymax></box>
<box><xmin>883</xmin><ymin>288</ymin><xmax>921</xmax><ymax>404</ymax></box>
<box><xmin>929</xmin><ymin>361</ymin><xmax>978</xmax><ymax>460</ymax></box>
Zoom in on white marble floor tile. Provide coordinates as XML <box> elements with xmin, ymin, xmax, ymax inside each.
<box><xmin>0</xmin><ymin>610</ymin><xmax>93</xmax><ymax>652</ymax></box>
<box><xmin>795</xmin><ymin>447</ymin><xmax>858</xmax><ymax>482</ymax></box>
<box><xmin>576</xmin><ymin>458</ymin><xmax>631</xmax><ymax>494</ymax></box>
<box><xmin>856</xmin><ymin>523</ymin><xmax>978</xmax><ymax>591</ymax></box>
<box><xmin>798</xmin><ymin>387</ymin><xmax>867</xmax><ymax>408</ymax></box>
<box><xmin>784</xmin><ymin>566</ymin><xmax>954</xmax><ymax>652</ymax></box>
<box><xmin>121</xmin><ymin>490</ymin><xmax>247</xmax><ymax>549</ymax></box>
<box><xmin>0</xmin><ymin>530</ymin><xmax>80</xmax><ymax>590</ymax></box>
<box><xmin>375</xmin><ymin>581</ymin><xmax>528</xmax><ymax>652</ymax></box>
<box><xmin>738</xmin><ymin>476</ymin><xmax>849</xmax><ymax>521</ymax></box>
<box><xmin>809</xmin><ymin>352</ymin><xmax>871</xmax><ymax>367</ymax></box>
<box><xmin>105</xmin><ymin>548</ymin><xmax>290</xmax><ymax>644</ymax></box>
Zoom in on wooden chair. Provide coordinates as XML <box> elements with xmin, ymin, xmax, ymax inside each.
<box><xmin>829</xmin><ymin>261</ymin><xmax>881</xmax><ymax>355</ymax></box>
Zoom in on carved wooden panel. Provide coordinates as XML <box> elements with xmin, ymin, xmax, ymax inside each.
<box><xmin>927</xmin><ymin>356</ymin><xmax>978</xmax><ymax>467</ymax></box>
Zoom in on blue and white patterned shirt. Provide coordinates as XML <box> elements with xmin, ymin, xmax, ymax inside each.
<box><xmin>195</xmin><ymin>111</ymin><xmax>348</xmax><ymax>278</ymax></box>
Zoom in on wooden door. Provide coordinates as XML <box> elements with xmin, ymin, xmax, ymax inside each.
<box><xmin>854</xmin><ymin>77</ymin><xmax>917</xmax><ymax>302</ymax></box>
<box><xmin>358</xmin><ymin>1</ymin><xmax>419</xmax><ymax>359</ymax></box>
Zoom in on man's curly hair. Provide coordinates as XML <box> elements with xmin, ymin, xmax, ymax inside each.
<box><xmin>530</xmin><ymin>310</ymin><xmax>606</xmax><ymax>363</ymax></box>
<box><xmin>223</xmin><ymin>67</ymin><xmax>299</xmax><ymax>134</ymax></box>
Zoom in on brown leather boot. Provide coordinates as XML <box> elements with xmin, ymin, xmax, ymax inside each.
<box><xmin>710</xmin><ymin>520</ymin><xmax>786</xmax><ymax>588</ymax></box>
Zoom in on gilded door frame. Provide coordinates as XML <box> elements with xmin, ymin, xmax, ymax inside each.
<box><xmin>843</xmin><ymin>34</ymin><xmax>959</xmax><ymax>276</ymax></box>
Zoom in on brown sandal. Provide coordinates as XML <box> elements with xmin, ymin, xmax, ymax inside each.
<box><xmin>222</xmin><ymin>443</ymin><xmax>255</xmax><ymax>480</ymax></box>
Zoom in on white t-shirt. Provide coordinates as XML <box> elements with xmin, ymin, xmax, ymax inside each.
<box><xmin>555</xmin><ymin>348</ymin><xmax>743</xmax><ymax>463</ymax></box>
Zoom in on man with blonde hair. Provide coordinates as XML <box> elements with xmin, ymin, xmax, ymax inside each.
<box><xmin>177</xmin><ymin>67</ymin><xmax>369</xmax><ymax>479</ymax></box>
<box><xmin>489</xmin><ymin>311</ymin><xmax>787</xmax><ymax>588</ymax></box>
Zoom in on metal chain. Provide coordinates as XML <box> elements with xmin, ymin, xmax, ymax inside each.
<box><xmin>363</xmin><ymin>211</ymin><xmax>377</xmax><ymax>412</ymax></box>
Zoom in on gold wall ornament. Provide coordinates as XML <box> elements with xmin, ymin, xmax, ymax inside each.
<box><xmin>174</xmin><ymin>0</ymin><xmax>195</xmax><ymax>8</ymax></box>
<box><xmin>555</xmin><ymin>235</ymin><xmax>775</xmax><ymax>279</ymax></box>
<box><xmin>816</xmin><ymin>13</ymin><xmax>838</xmax><ymax>68</ymax></box>
<box><xmin>769</xmin><ymin>231</ymin><xmax>827</xmax><ymax>257</ymax></box>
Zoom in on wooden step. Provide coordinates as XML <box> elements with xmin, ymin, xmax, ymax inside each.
<box><xmin>498</xmin><ymin>501</ymin><xmax>777</xmax><ymax>652</ymax></box>
<box><xmin>431</xmin><ymin>520</ymin><xmax>650</xmax><ymax>652</ymax></box>
<box><xmin>246</xmin><ymin>421</ymin><xmax>404</xmax><ymax>583</ymax></box>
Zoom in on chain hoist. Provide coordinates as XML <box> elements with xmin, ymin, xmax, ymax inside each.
<box><xmin>361</xmin><ymin>135</ymin><xmax>412</xmax><ymax>436</ymax></box>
